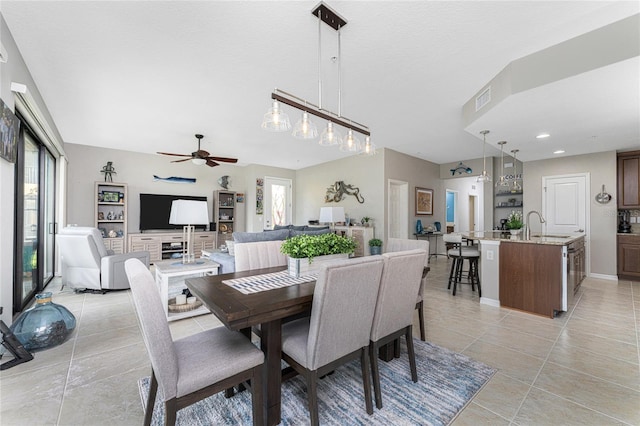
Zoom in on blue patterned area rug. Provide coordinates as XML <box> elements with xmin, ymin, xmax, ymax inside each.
<box><xmin>137</xmin><ymin>340</ymin><xmax>496</xmax><ymax>425</ymax></box>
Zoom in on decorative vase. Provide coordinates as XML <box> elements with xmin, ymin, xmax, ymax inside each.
<box><xmin>288</xmin><ymin>254</ymin><xmax>350</xmax><ymax>278</ymax></box>
<box><xmin>10</xmin><ymin>292</ymin><xmax>76</xmax><ymax>351</ymax></box>
<box><xmin>370</xmin><ymin>246</ymin><xmax>382</xmax><ymax>255</ymax></box>
<box><xmin>434</xmin><ymin>221</ymin><xmax>441</xmax><ymax>232</ymax></box>
<box><xmin>416</xmin><ymin>220</ymin><xmax>423</xmax><ymax>234</ymax></box>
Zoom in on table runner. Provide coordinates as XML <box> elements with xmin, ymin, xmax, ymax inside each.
<box><xmin>223</xmin><ymin>271</ymin><xmax>316</xmax><ymax>294</ymax></box>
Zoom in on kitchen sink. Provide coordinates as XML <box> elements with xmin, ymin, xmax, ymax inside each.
<box><xmin>532</xmin><ymin>234</ymin><xmax>571</xmax><ymax>238</ymax></box>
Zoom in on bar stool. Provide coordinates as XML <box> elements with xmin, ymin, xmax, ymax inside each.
<box><xmin>442</xmin><ymin>233</ymin><xmax>481</xmax><ymax>297</ymax></box>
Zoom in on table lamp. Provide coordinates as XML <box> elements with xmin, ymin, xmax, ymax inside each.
<box><xmin>169</xmin><ymin>199</ymin><xmax>209</xmax><ymax>263</ymax></box>
<box><xmin>319</xmin><ymin>206</ymin><xmax>346</xmax><ymax>232</ymax></box>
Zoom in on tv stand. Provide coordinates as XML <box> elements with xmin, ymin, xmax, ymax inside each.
<box><xmin>128</xmin><ymin>231</ymin><xmax>216</xmax><ymax>264</ymax></box>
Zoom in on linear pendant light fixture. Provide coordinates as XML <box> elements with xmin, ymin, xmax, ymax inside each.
<box><xmin>477</xmin><ymin>130</ymin><xmax>492</xmax><ymax>183</ymax></box>
<box><xmin>261</xmin><ymin>2</ymin><xmax>374</xmax><ymax>155</ymax></box>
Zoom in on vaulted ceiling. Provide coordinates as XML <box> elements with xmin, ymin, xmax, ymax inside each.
<box><xmin>2</xmin><ymin>1</ymin><xmax>638</xmax><ymax>170</ymax></box>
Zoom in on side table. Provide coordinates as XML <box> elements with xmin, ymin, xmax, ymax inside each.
<box><xmin>154</xmin><ymin>259</ymin><xmax>220</xmax><ymax>321</ymax></box>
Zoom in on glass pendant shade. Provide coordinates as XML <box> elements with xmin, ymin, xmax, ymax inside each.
<box><xmin>496</xmin><ymin>141</ymin><xmax>510</xmax><ymax>187</ymax></box>
<box><xmin>319</xmin><ymin>122</ymin><xmax>342</xmax><ymax>146</ymax></box>
<box><xmin>340</xmin><ymin>129</ymin><xmax>361</xmax><ymax>152</ymax></box>
<box><xmin>511</xmin><ymin>149</ymin><xmax>522</xmax><ymax>192</ymax></box>
<box><xmin>261</xmin><ymin>100</ymin><xmax>291</xmax><ymax>132</ymax></box>
<box><xmin>360</xmin><ymin>136</ymin><xmax>376</xmax><ymax>155</ymax></box>
<box><xmin>292</xmin><ymin>112</ymin><xmax>318</xmax><ymax>139</ymax></box>
<box><xmin>477</xmin><ymin>130</ymin><xmax>492</xmax><ymax>183</ymax></box>
<box><xmin>10</xmin><ymin>292</ymin><xmax>76</xmax><ymax>351</ymax></box>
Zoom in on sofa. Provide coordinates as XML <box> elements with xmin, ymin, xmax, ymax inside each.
<box><xmin>206</xmin><ymin>225</ymin><xmax>331</xmax><ymax>274</ymax></box>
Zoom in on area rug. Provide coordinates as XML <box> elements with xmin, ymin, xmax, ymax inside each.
<box><xmin>138</xmin><ymin>340</ymin><xmax>496</xmax><ymax>426</ymax></box>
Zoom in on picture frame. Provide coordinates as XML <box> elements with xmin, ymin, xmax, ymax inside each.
<box><xmin>1</xmin><ymin>97</ymin><xmax>20</xmax><ymax>163</ymax></box>
<box><xmin>102</xmin><ymin>191</ymin><xmax>120</xmax><ymax>202</ymax></box>
<box><xmin>415</xmin><ymin>187</ymin><xmax>434</xmax><ymax>215</ymax></box>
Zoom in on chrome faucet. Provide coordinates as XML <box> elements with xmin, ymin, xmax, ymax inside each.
<box><xmin>525</xmin><ymin>210</ymin><xmax>546</xmax><ymax>240</ymax></box>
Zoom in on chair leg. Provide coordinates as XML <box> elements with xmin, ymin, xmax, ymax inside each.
<box><xmin>394</xmin><ymin>338</ymin><xmax>401</xmax><ymax>358</ymax></box>
<box><xmin>360</xmin><ymin>347</ymin><xmax>374</xmax><ymax>415</ymax></box>
<box><xmin>369</xmin><ymin>342</ymin><xmax>383</xmax><ymax>409</ymax></box>
<box><xmin>308</xmin><ymin>371</ymin><xmax>319</xmax><ymax>426</ymax></box>
<box><xmin>416</xmin><ymin>301</ymin><xmax>426</xmax><ymax>341</ymax></box>
<box><xmin>144</xmin><ymin>371</ymin><xmax>158</xmax><ymax>426</ymax></box>
<box><xmin>447</xmin><ymin>259</ymin><xmax>456</xmax><ymax>289</ymax></box>
<box><xmin>469</xmin><ymin>258</ymin><xmax>476</xmax><ymax>291</ymax></box>
<box><xmin>405</xmin><ymin>326</ymin><xmax>418</xmax><ymax>382</ymax></box>
<box><xmin>164</xmin><ymin>398</ymin><xmax>177</xmax><ymax>426</ymax></box>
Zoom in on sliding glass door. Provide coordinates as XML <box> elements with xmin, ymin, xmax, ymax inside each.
<box><xmin>14</xmin><ymin>127</ymin><xmax>57</xmax><ymax>313</ymax></box>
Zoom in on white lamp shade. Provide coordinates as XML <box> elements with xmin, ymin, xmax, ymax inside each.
<box><xmin>169</xmin><ymin>200</ymin><xmax>209</xmax><ymax>225</ymax></box>
<box><xmin>191</xmin><ymin>158</ymin><xmax>207</xmax><ymax>166</ymax></box>
<box><xmin>319</xmin><ymin>206</ymin><xmax>345</xmax><ymax>224</ymax></box>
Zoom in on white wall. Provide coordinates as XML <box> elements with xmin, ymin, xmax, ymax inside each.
<box><xmin>242</xmin><ymin>164</ymin><xmax>296</xmax><ymax>232</ymax></box>
<box><xmin>523</xmin><ymin>151</ymin><xmax>618</xmax><ymax>277</ymax></box>
<box><xmin>295</xmin><ymin>150</ymin><xmax>385</xmax><ymax>234</ymax></box>
<box><xmin>443</xmin><ymin>176</ymin><xmax>485</xmax><ymax>232</ymax></box>
<box><xmin>0</xmin><ymin>15</ymin><xmax>64</xmax><ymax>324</ymax></box>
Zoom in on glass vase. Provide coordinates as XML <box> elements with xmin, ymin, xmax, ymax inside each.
<box><xmin>10</xmin><ymin>292</ymin><xmax>76</xmax><ymax>351</ymax></box>
<box><xmin>416</xmin><ymin>220</ymin><xmax>423</xmax><ymax>234</ymax></box>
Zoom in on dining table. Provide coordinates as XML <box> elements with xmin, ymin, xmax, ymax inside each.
<box><xmin>185</xmin><ymin>266</ymin><xmax>315</xmax><ymax>426</ymax></box>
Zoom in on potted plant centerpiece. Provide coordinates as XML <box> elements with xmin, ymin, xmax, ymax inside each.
<box><xmin>281</xmin><ymin>233</ymin><xmax>357</xmax><ymax>277</ymax></box>
<box><xmin>506</xmin><ymin>210</ymin><xmax>523</xmax><ymax>235</ymax></box>
<box><xmin>368</xmin><ymin>238</ymin><xmax>383</xmax><ymax>255</ymax></box>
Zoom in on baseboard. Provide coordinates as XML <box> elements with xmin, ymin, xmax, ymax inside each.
<box><xmin>588</xmin><ymin>273</ymin><xmax>618</xmax><ymax>281</ymax></box>
<box><xmin>480</xmin><ymin>297</ymin><xmax>500</xmax><ymax>307</ymax></box>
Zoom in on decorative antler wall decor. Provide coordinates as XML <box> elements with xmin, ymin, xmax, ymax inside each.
<box><xmin>324</xmin><ymin>181</ymin><xmax>365</xmax><ymax>204</ymax></box>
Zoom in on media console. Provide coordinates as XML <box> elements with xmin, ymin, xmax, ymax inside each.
<box><xmin>128</xmin><ymin>231</ymin><xmax>216</xmax><ymax>264</ymax></box>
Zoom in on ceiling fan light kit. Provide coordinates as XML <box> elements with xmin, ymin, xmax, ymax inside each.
<box><xmin>261</xmin><ymin>1</ymin><xmax>374</xmax><ymax>155</ymax></box>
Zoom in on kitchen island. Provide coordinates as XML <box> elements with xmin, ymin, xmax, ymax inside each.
<box><xmin>464</xmin><ymin>231</ymin><xmax>586</xmax><ymax>318</ymax></box>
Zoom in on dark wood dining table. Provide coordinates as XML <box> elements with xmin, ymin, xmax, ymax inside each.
<box><xmin>186</xmin><ymin>266</ymin><xmax>314</xmax><ymax>426</ymax></box>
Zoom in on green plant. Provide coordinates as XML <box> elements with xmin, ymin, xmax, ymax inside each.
<box><xmin>361</xmin><ymin>216</ymin><xmax>371</xmax><ymax>225</ymax></box>
<box><xmin>368</xmin><ymin>238</ymin><xmax>383</xmax><ymax>247</ymax></box>
<box><xmin>280</xmin><ymin>233</ymin><xmax>357</xmax><ymax>263</ymax></box>
<box><xmin>506</xmin><ymin>210</ymin><xmax>523</xmax><ymax>229</ymax></box>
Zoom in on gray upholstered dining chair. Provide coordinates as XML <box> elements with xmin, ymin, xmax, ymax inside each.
<box><xmin>124</xmin><ymin>258</ymin><xmax>264</xmax><ymax>426</ymax></box>
<box><xmin>280</xmin><ymin>256</ymin><xmax>385</xmax><ymax>426</ymax></box>
<box><xmin>386</xmin><ymin>238</ymin><xmax>430</xmax><ymax>340</ymax></box>
<box><xmin>369</xmin><ymin>249</ymin><xmax>427</xmax><ymax>409</ymax></box>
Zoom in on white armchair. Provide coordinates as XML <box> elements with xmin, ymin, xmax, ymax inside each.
<box><xmin>57</xmin><ymin>227</ymin><xmax>150</xmax><ymax>291</ymax></box>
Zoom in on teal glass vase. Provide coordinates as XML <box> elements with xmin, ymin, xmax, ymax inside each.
<box><xmin>416</xmin><ymin>220</ymin><xmax>423</xmax><ymax>234</ymax></box>
<box><xmin>10</xmin><ymin>292</ymin><xmax>76</xmax><ymax>351</ymax></box>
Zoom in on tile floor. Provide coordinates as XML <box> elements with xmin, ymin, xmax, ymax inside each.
<box><xmin>1</xmin><ymin>256</ymin><xmax>638</xmax><ymax>425</ymax></box>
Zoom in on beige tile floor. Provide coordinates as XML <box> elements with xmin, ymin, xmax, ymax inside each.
<box><xmin>1</xmin><ymin>256</ymin><xmax>638</xmax><ymax>425</ymax></box>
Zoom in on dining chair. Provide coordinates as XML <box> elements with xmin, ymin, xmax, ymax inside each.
<box><xmin>442</xmin><ymin>233</ymin><xmax>481</xmax><ymax>296</ymax></box>
<box><xmin>385</xmin><ymin>238</ymin><xmax>430</xmax><ymax>341</ymax></box>
<box><xmin>280</xmin><ymin>256</ymin><xmax>385</xmax><ymax>426</ymax></box>
<box><xmin>124</xmin><ymin>258</ymin><xmax>265</xmax><ymax>426</ymax></box>
<box><xmin>369</xmin><ymin>249</ymin><xmax>427</xmax><ymax>409</ymax></box>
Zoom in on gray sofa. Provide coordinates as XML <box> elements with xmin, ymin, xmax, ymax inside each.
<box><xmin>207</xmin><ymin>225</ymin><xmax>331</xmax><ymax>273</ymax></box>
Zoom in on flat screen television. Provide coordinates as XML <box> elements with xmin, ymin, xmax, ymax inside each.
<box><xmin>139</xmin><ymin>193</ymin><xmax>208</xmax><ymax>231</ymax></box>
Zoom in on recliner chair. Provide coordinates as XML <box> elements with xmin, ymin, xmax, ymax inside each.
<box><xmin>57</xmin><ymin>227</ymin><xmax>150</xmax><ymax>291</ymax></box>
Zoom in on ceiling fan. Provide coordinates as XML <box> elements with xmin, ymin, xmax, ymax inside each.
<box><xmin>157</xmin><ymin>134</ymin><xmax>238</xmax><ymax>167</ymax></box>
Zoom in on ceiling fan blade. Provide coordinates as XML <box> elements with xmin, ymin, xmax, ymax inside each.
<box><xmin>157</xmin><ymin>152</ymin><xmax>190</xmax><ymax>157</ymax></box>
<box><xmin>207</xmin><ymin>156</ymin><xmax>238</xmax><ymax>163</ymax></box>
<box><xmin>206</xmin><ymin>159</ymin><xmax>219</xmax><ymax>167</ymax></box>
<box><xmin>171</xmin><ymin>158</ymin><xmax>192</xmax><ymax>163</ymax></box>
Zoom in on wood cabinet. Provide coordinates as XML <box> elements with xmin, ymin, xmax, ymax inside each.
<box><xmin>617</xmin><ymin>234</ymin><xmax>640</xmax><ymax>280</ymax></box>
<box><xmin>334</xmin><ymin>226</ymin><xmax>375</xmax><ymax>257</ymax></box>
<box><xmin>617</xmin><ymin>151</ymin><xmax>640</xmax><ymax>209</ymax></box>
<box><xmin>499</xmin><ymin>242</ymin><xmax>563</xmax><ymax>318</ymax></box>
<box><xmin>129</xmin><ymin>231</ymin><xmax>216</xmax><ymax>264</ymax></box>
<box><xmin>214</xmin><ymin>190</ymin><xmax>235</xmax><ymax>246</ymax></box>
<box><xmin>95</xmin><ymin>182</ymin><xmax>127</xmax><ymax>253</ymax></box>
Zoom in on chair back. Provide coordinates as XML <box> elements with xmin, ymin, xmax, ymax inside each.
<box><xmin>57</xmin><ymin>227</ymin><xmax>109</xmax><ymax>290</ymax></box>
<box><xmin>125</xmin><ymin>258</ymin><xmax>179</xmax><ymax>401</ymax></box>
<box><xmin>234</xmin><ymin>240</ymin><xmax>287</xmax><ymax>272</ymax></box>
<box><xmin>386</xmin><ymin>238</ymin><xmax>429</xmax><ymax>299</ymax></box>
<box><xmin>370</xmin><ymin>249</ymin><xmax>427</xmax><ymax>341</ymax></box>
<box><xmin>306</xmin><ymin>257</ymin><xmax>384</xmax><ymax>370</ymax></box>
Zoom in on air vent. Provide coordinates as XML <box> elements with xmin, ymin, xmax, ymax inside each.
<box><xmin>475</xmin><ymin>86</ymin><xmax>491</xmax><ymax>111</ymax></box>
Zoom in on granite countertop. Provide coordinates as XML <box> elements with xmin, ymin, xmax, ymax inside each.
<box><xmin>463</xmin><ymin>230</ymin><xmax>585</xmax><ymax>246</ymax></box>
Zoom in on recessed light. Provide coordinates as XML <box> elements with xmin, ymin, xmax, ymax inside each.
<box><xmin>553</xmin><ymin>150</ymin><xmax>565</xmax><ymax>154</ymax></box>
<box><xmin>536</xmin><ymin>133</ymin><xmax>550</xmax><ymax>139</ymax></box>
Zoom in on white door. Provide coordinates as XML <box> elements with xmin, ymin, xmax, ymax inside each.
<box><xmin>388</xmin><ymin>179</ymin><xmax>409</xmax><ymax>239</ymax></box>
<box><xmin>542</xmin><ymin>173</ymin><xmax>588</xmax><ymax>236</ymax></box>
<box><xmin>263</xmin><ymin>177</ymin><xmax>292</xmax><ymax>230</ymax></box>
